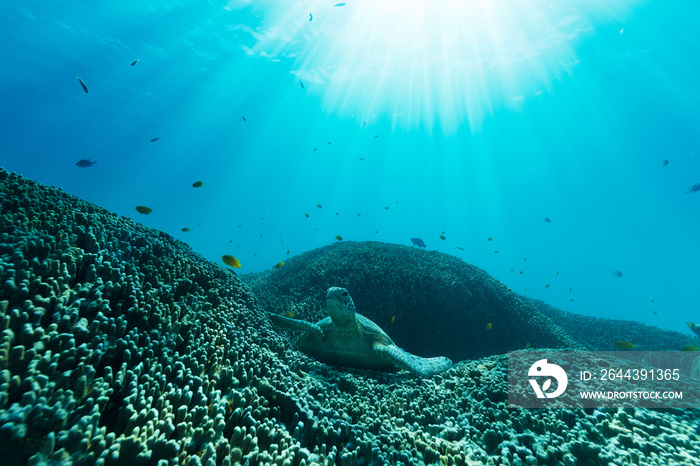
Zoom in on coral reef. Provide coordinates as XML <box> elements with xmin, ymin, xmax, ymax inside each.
<box><xmin>243</xmin><ymin>242</ymin><xmax>581</xmax><ymax>363</ymax></box>
<box><xmin>1</xmin><ymin>167</ymin><xmax>699</xmax><ymax>465</ymax></box>
<box><xmin>533</xmin><ymin>300</ymin><xmax>699</xmax><ymax>351</ymax></box>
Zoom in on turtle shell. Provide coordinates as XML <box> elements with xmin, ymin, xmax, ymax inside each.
<box><xmin>297</xmin><ymin>314</ymin><xmax>396</xmax><ymax>370</ymax></box>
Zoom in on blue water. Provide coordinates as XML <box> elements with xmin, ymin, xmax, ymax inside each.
<box><xmin>1</xmin><ymin>0</ymin><xmax>698</xmax><ymax>335</ymax></box>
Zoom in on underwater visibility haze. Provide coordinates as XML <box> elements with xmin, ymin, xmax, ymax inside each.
<box><xmin>1</xmin><ymin>0</ymin><xmax>699</xmax><ymax>335</ymax></box>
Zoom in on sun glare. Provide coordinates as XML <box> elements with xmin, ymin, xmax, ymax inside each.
<box><xmin>246</xmin><ymin>0</ymin><xmax>591</xmax><ymax>133</ymax></box>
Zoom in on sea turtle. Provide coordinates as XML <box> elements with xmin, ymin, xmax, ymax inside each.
<box><xmin>268</xmin><ymin>287</ymin><xmax>452</xmax><ymax>377</ymax></box>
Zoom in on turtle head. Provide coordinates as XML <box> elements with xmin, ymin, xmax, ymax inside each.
<box><xmin>326</xmin><ymin>287</ymin><xmax>356</xmax><ymax>326</ymax></box>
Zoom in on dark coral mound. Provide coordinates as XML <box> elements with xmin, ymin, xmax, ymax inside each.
<box><xmin>1</xmin><ymin>168</ymin><xmax>699</xmax><ymax>465</ymax></box>
<box><xmin>243</xmin><ymin>241</ymin><xmax>581</xmax><ymax>362</ymax></box>
<box><xmin>534</xmin><ymin>300</ymin><xmax>699</xmax><ymax>351</ymax></box>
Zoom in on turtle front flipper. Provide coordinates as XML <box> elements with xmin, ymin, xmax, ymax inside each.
<box><xmin>268</xmin><ymin>313</ymin><xmax>324</xmax><ymax>339</ymax></box>
<box><xmin>374</xmin><ymin>344</ymin><xmax>452</xmax><ymax>377</ymax></box>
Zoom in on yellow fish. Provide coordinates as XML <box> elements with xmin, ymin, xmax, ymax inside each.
<box><xmin>525</xmin><ymin>342</ymin><xmax>530</xmax><ymax>349</ymax></box>
<box><xmin>614</xmin><ymin>340</ymin><xmax>636</xmax><ymax>350</ymax></box>
<box><xmin>391</xmin><ymin>315</ymin><xmax>395</xmax><ymax>324</ymax></box>
<box><xmin>687</xmin><ymin>322</ymin><xmax>697</xmax><ymax>330</ymax></box>
<box><xmin>135</xmin><ymin>206</ymin><xmax>152</xmax><ymax>215</ymax></box>
<box><xmin>192</xmin><ymin>181</ymin><xmax>203</xmax><ymax>188</ymax></box>
<box><xmin>681</xmin><ymin>345</ymin><xmax>699</xmax><ymax>352</ymax></box>
<box><xmin>181</xmin><ymin>228</ymin><xmax>190</xmax><ymax>232</ymax></box>
<box><xmin>221</xmin><ymin>255</ymin><xmax>241</xmax><ymax>268</ymax></box>
<box><xmin>274</xmin><ymin>261</ymin><xmax>285</xmax><ymax>269</ymax></box>
<box><xmin>487</xmin><ymin>237</ymin><xmax>493</xmax><ymax>241</ymax></box>
<box><xmin>335</xmin><ymin>235</ymin><xmax>343</xmax><ymax>241</ymax></box>
<box><xmin>285</xmin><ymin>311</ymin><xmax>294</xmax><ymax>318</ymax></box>
<box><xmin>317</xmin><ymin>203</ymin><xmax>322</xmax><ymax>209</ymax></box>
<box><xmin>486</xmin><ymin>323</ymin><xmax>492</xmax><ymax>330</ymax></box>
<box><xmin>304</xmin><ymin>213</ymin><xmax>310</xmax><ymax>218</ymax></box>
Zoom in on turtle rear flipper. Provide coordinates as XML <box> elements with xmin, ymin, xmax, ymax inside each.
<box><xmin>268</xmin><ymin>313</ymin><xmax>324</xmax><ymax>339</ymax></box>
<box><xmin>375</xmin><ymin>344</ymin><xmax>452</xmax><ymax>377</ymax></box>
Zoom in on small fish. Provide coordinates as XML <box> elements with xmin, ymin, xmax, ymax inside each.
<box><xmin>456</xmin><ymin>247</ymin><xmax>464</xmax><ymax>251</ymax></box>
<box><xmin>357</xmin><ymin>213</ymin><xmax>362</xmax><ymax>217</ymax></box>
<box><xmin>410</xmin><ymin>238</ymin><xmax>426</xmax><ymax>248</ymax></box>
<box><xmin>569</xmin><ymin>287</ymin><xmax>572</xmax><ymax>293</ymax></box>
<box><xmin>317</xmin><ymin>203</ymin><xmax>322</xmax><ymax>209</ymax></box>
<box><xmin>327</xmin><ymin>142</ymin><xmax>332</xmax><ymax>145</ymax></box>
<box><xmin>313</xmin><ymin>148</ymin><xmax>318</xmax><ymax>151</ymax></box>
<box><xmin>544</xmin><ymin>217</ymin><xmax>552</xmax><ymax>223</ymax></box>
<box><xmin>687</xmin><ymin>322</ymin><xmax>697</xmax><ymax>330</ymax></box>
<box><xmin>300</xmin><ymin>81</ymin><xmax>305</xmax><ymax>89</ymax></box>
<box><xmin>285</xmin><ymin>311</ymin><xmax>294</xmax><ymax>318</ymax></box>
<box><xmin>373</xmin><ymin>135</ymin><xmax>379</xmax><ymax>139</ymax></box>
<box><xmin>135</xmin><ymin>206</ymin><xmax>153</xmax><ymax>215</ymax></box>
<box><xmin>681</xmin><ymin>345</ymin><xmax>699</xmax><ymax>352</ymax></box>
<box><xmin>569</xmin><ymin>298</ymin><xmax>574</xmax><ymax>302</ymax></box>
<box><xmin>304</xmin><ymin>213</ymin><xmax>310</xmax><ymax>218</ymax></box>
<box><xmin>439</xmin><ymin>235</ymin><xmax>446</xmax><ymax>240</ymax></box>
<box><xmin>485</xmin><ymin>323</ymin><xmax>492</xmax><ymax>330</ymax></box>
<box><xmin>556</xmin><ymin>271</ymin><xmax>559</xmax><ymax>276</ymax></box>
<box><xmin>75</xmin><ymin>159</ymin><xmax>96</xmax><ymax>168</ymax></box>
<box><xmin>525</xmin><ymin>343</ymin><xmax>531</xmax><ymax>349</ymax></box>
<box><xmin>384</xmin><ymin>206</ymin><xmax>389</xmax><ymax>210</ymax></box>
<box><xmin>493</xmin><ymin>250</ymin><xmax>499</xmax><ymax>254</ymax></box>
<box><xmin>335</xmin><ymin>212</ymin><xmax>340</xmax><ymax>215</ymax></box>
<box><xmin>660</xmin><ymin>159</ymin><xmax>669</xmax><ymax>166</ymax></box>
<box><xmin>286</xmin><ymin>250</ymin><xmax>290</xmax><ymax>255</ymax></box>
<box><xmin>77</xmin><ymin>76</ymin><xmax>88</xmax><ymax>93</ymax></box>
<box><xmin>334</xmin><ymin>235</ymin><xmax>343</xmax><ymax>241</ymax></box>
<box><xmin>487</xmin><ymin>237</ymin><xmax>493</xmax><ymax>241</ymax></box>
<box><xmin>309</xmin><ymin>13</ymin><xmax>313</xmax><ymax>22</ymax></box>
<box><xmin>242</xmin><ymin>116</ymin><xmax>247</xmax><ymax>122</ymax></box>
<box><xmin>614</xmin><ymin>340</ymin><xmax>636</xmax><ymax>350</ymax></box>
<box><xmin>391</xmin><ymin>316</ymin><xmax>395</xmax><ymax>324</ymax></box>
<box><xmin>334</xmin><ymin>2</ymin><xmax>346</xmax><ymax>6</ymax></box>
<box><xmin>192</xmin><ymin>181</ymin><xmax>203</xmax><ymax>188</ymax></box>
<box><xmin>686</xmin><ymin>183</ymin><xmax>700</xmax><ymax>194</ymax></box>
<box><xmin>222</xmin><ymin>255</ymin><xmax>241</xmax><ymax>268</ymax></box>
<box><xmin>545</xmin><ymin>284</ymin><xmax>551</xmax><ymax>288</ymax></box>
<box><xmin>181</xmin><ymin>228</ymin><xmax>190</xmax><ymax>232</ymax></box>
<box><xmin>524</xmin><ymin>257</ymin><xmax>528</xmax><ymax>261</ymax></box>
<box><xmin>150</xmin><ymin>137</ymin><xmax>160</xmax><ymax>142</ymax></box>
<box><xmin>652</xmin><ymin>311</ymin><xmax>657</xmax><ymax>315</ymax></box>
<box><xmin>131</xmin><ymin>59</ymin><xmax>139</xmax><ymax>66</ymax></box>
<box><xmin>519</xmin><ymin>271</ymin><xmax>523</xmax><ymax>274</ymax></box>
<box><xmin>274</xmin><ymin>261</ymin><xmax>285</xmax><ymax>269</ymax></box>
<box><xmin>611</xmin><ymin>270</ymin><xmax>623</xmax><ymax>278</ymax></box>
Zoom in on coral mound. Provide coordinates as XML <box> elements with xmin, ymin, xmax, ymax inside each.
<box><xmin>244</xmin><ymin>241</ymin><xmax>580</xmax><ymax>362</ymax></box>
<box><xmin>1</xmin><ymin>168</ymin><xmax>699</xmax><ymax>465</ymax></box>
